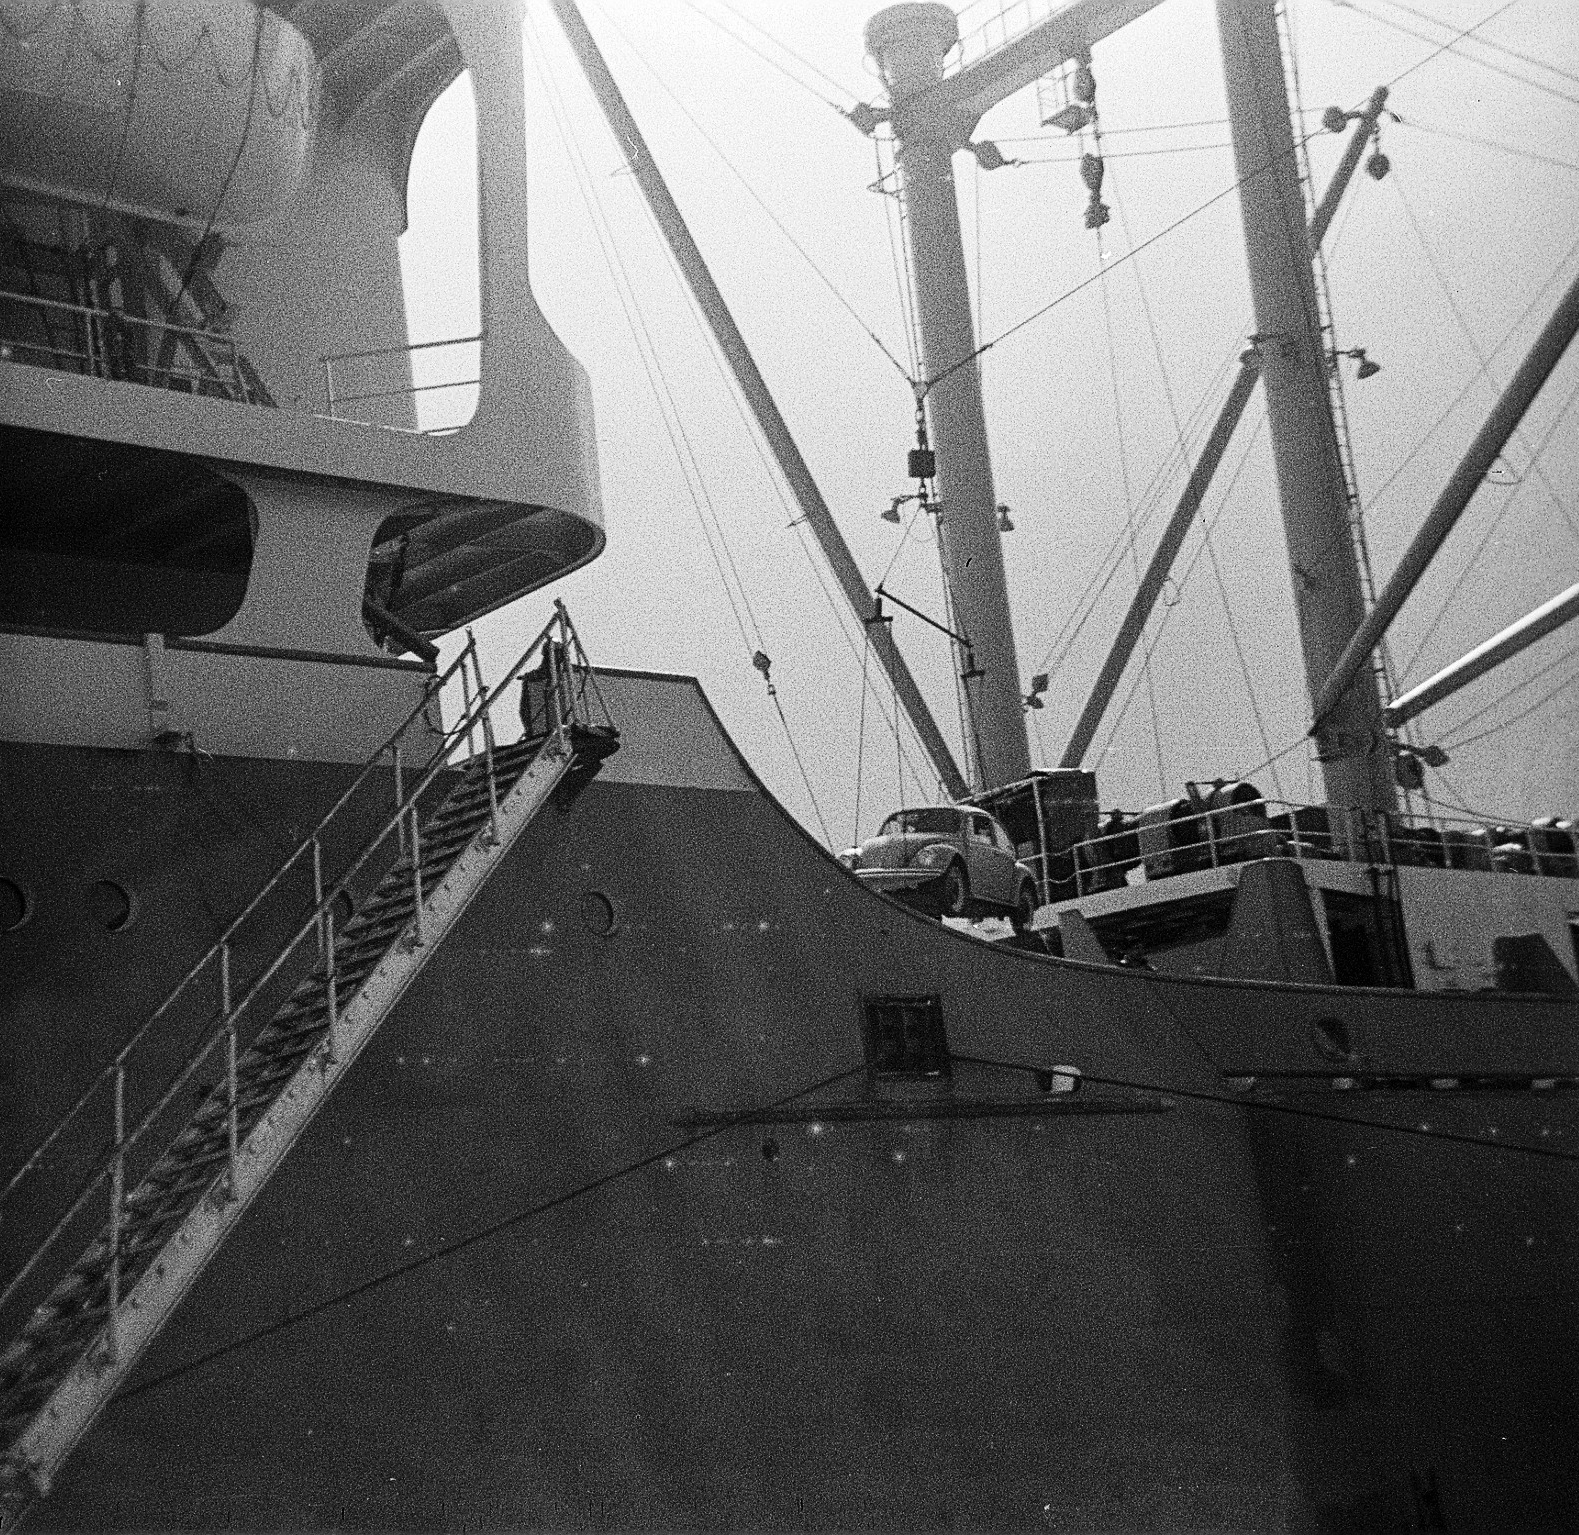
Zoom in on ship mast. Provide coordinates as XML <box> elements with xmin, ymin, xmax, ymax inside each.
<box><xmin>862</xmin><ymin>0</ymin><xmax>1407</xmax><ymax>814</ymax></box>
<box><xmin>1216</xmin><ymin>0</ymin><xmax>1397</xmax><ymax>814</ymax></box>
<box><xmin>865</xmin><ymin>4</ymin><xmax>1033</xmax><ymax>792</ymax></box>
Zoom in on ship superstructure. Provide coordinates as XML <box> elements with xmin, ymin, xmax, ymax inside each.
<box><xmin>2</xmin><ymin>0</ymin><xmax>603</xmax><ymax>764</ymax></box>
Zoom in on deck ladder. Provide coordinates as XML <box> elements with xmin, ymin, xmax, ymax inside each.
<box><xmin>0</xmin><ymin>603</ymin><xmax>616</xmax><ymax>1527</ymax></box>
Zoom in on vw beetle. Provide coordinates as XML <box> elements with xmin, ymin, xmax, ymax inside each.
<box><xmin>839</xmin><ymin>806</ymin><xmax>1039</xmax><ymax>930</ymax></box>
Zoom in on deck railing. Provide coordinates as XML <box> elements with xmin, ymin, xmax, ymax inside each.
<box><xmin>1057</xmin><ymin>797</ymin><xmax>1578</xmax><ymax>899</ymax></box>
<box><xmin>320</xmin><ymin>332</ymin><xmax>481</xmax><ymax>434</ymax></box>
<box><xmin>0</xmin><ymin>291</ymin><xmax>483</xmax><ymax>435</ymax></box>
<box><xmin>0</xmin><ymin>290</ymin><xmax>252</xmax><ymax>402</ymax></box>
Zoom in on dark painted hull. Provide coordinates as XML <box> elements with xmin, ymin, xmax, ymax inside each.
<box><xmin>3</xmin><ymin>675</ymin><xmax>1576</xmax><ymax>1530</ymax></box>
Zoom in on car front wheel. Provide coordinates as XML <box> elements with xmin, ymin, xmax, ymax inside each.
<box><xmin>1011</xmin><ymin>882</ymin><xmax>1037</xmax><ymax>934</ymax></box>
<box><xmin>939</xmin><ymin>861</ymin><xmax>970</xmax><ymax>918</ymax></box>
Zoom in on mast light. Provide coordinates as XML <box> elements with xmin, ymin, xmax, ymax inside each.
<box><xmin>1338</xmin><ymin>347</ymin><xmax>1381</xmax><ymax>380</ymax></box>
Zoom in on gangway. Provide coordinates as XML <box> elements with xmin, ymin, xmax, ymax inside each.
<box><xmin>0</xmin><ymin>604</ymin><xmax>616</xmax><ymax>1527</ymax></box>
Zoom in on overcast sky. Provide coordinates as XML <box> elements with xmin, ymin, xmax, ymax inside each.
<box><xmin>400</xmin><ymin>0</ymin><xmax>1579</xmax><ymax>846</ymax></box>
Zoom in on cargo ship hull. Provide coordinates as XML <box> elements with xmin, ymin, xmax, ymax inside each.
<box><xmin>4</xmin><ymin>672</ymin><xmax>1573</xmax><ymax>1530</ymax></box>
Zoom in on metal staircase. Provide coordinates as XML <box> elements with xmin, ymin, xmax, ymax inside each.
<box><xmin>0</xmin><ymin>604</ymin><xmax>616</xmax><ymax>1526</ymax></box>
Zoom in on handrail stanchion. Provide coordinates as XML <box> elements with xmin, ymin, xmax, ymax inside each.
<box><xmin>1206</xmin><ymin>809</ymin><xmax>1220</xmax><ymax>869</ymax></box>
<box><xmin>394</xmin><ymin>745</ymin><xmax>405</xmax><ymax>855</ymax></box>
<box><xmin>312</xmin><ymin>836</ymin><xmax>325</xmax><ymax>959</ymax></box>
<box><xmin>222</xmin><ymin>943</ymin><xmax>238</xmax><ymax>1200</ymax></box>
<box><xmin>480</xmin><ymin>674</ymin><xmax>501</xmax><ymax>846</ymax></box>
<box><xmin>325</xmin><ymin>905</ymin><xmax>339</xmax><ymax>1065</ymax></box>
<box><xmin>409</xmin><ymin>805</ymin><xmax>426</xmax><ymax>946</ymax></box>
<box><xmin>460</xmin><ymin>641</ymin><xmax>478</xmax><ymax>760</ymax></box>
<box><xmin>105</xmin><ymin>1064</ymin><xmax>124</xmax><ymax>1366</ymax></box>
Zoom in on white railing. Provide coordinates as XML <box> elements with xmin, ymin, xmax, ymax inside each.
<box><xmin>1058</xmin><ymin>798</ymin><xmax>1578</xmax><ymax>898</ymax></box>
<box><xmin>0</xmin><ymin>290</ymin><xmax>252</xmax><ymax>401</ymax></box>
<box><xmin>0</xmin><ymin>293</ymin><xmax>488</xmax><ymax>436</ymax></box>
<box><xmin>320</xmin><ymin>332</ymin><xmax>481</xmax><ymax>434</ymax></box>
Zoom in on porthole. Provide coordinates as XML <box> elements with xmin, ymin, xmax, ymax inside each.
<box><xmin>579</xmin><ymin>890</ymin><xmax>618</xmax><ymax>937</ymax></box>
<box><xmin>86</xmin><ymin>880</ymin><xmax>135</xmax><ymax>933</ymax></box>
<box><xmin>0</xmin><ymin>878</ymin><xmax>31</xmax><ymax>933</ymax></box>
<box><xmin>1311</xmin><ymin>1016</ymin><xmax>1357</xmax><ymax>1066</ymax></box>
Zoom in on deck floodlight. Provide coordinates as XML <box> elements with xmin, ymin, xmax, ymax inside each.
<box><xmin>997</xmin><ymin>504</ymin><xmax>1015</xmax><ymax>532</ymax></box>
<box><xmin>1322</xmin><ymin>105</ymin><xmax>1349</xmax><ymax>133</ymax></box>
<box><xmin>1338</xmin><ymin>347</ymin><xmax>1381</xmax><ymax>380</ymax></box>
<box><xmin>1366</xmin><ymin>149</ymin><xmax>1391</xmax><ymax>180</ymax></box>
<box><xmin>970</xmin><ymin>140</ymin><xmax>1009</xmax><ymax>171</ymax></box>
<box><xmin>1024</xmin><ymin>672</ymin><xmax>1049</xmax><ymax>711</ymax></box>
<box><xmin>881</xmin><ymin>498</ymin><xmax>903</xmax><ymax>524</ymax></box>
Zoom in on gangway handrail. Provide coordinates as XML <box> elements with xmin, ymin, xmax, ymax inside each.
<box><xmin>0</xmin><ymin>640</ymin><xmax>476</xmax><ymax>1209</ymax></box>
<box><xmin>0</xmin><ymin>605</ymin><xmax>611</xmax><ymax>1309</ymax></box>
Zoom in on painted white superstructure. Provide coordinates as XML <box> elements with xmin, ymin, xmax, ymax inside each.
<box><xmin>0</xmin><ymin>0</ymin><xmax>604</xmax><ymax>762</ymax></box>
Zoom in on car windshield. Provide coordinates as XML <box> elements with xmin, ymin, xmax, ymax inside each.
<box><xmin>880</xmin><ymin>809</ymin><xmax>961</xmax><ymax>836</ymax></box>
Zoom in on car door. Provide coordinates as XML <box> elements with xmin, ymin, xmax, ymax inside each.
<box><xmin>966</xmin><ymin>813</ymin><xmax>1013</xmax><ymax>904</ymax></box>
<box><xmin>991</xmin><ymin>818</ymin><xmax>1024</xmax><ymax>901</ymax></box>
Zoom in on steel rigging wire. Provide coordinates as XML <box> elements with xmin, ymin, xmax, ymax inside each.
<box><xmin>527</xmin><ymin>8</ymin><xmax>836</xmax><ymax>841</ymax></box>
<box><xmin>1027</xmin><ymin>340</ymin><xmax>1243</xmax><ymax>687</ymax></box>
<box><xmin>619</xmin><ymin>1</ymin><xmax>911</xmax><ymax>383</ymax></box>
<box><xmin>1390</xmin><ymin>172</ymin><xmax>1578</xmax><ymax>545</ymax></box>
<box><xmin>1092</xmin><ymin>412</ymin><xmax>1274</xmax><ymax>774</ymax></box>
<box><xmin>591</xmin><ymin>0</ymin><xmax>946</xmax><ymax>807</ymax></box>
<box><xmin>1093</xmin><ymin>210</ymin><xmax>1171</xmax><ymax>797</ymax></box>
<box><xmin>527</xmin><ymin>13</ymin><xmax>757</xmax><ymax>657</ymax></box>
<box><xmin>920</xmin><ymin>0</ymin><xmax>1534</xmax><ymax>397</ymax></box>
<box><xmin>659</xmin><ymin>2</ymin><xmax>1508</xmax><ymax>796</ymax></box>
<box><xmin>1372</xmin><ymin>0</ymin><xmax>1579</xmax><ymax>92</ymax></box>
<box><xmin>1019</xmin><ymin>118</ymin><xmax>1578</xmax><ymax>682</ymax></box>
<box><xmin>678</xmin><ymin>0</ymin><xmax>863</xmax><ymax>112</ymax></box>
<box><xmin>1291</xmin><ymin>232</ymin><xmax>1579</xmax><ymax>593</ymax></box>
<box><xmin>1106</xmin><ymin>164</ymin><xmax>1287</xmax><ymax>799</ymax></box>
<box><xmin>1398</xmin><ymin>114</ymin><xmax>1579</xmax><ymax>175</ymax></box>
<box><xmin>1436</xmin><ymin>647</ymin><xmax>1579</xmax><ymax>754</ymax></box>
<box><xmin>1369</xmin><ymin>0</ymin><xmax>1525</xmax><ymax>91</ymax></box>
<box><xmin>1396</xmin><ymin>375</ymin><xmax>1579</xmax><ymax>685</ymax></box>
<box><xmin>585</xmin><ymin>1</ymin><xmax>946</xmax><ymax>809</ymax></box>
<box><xmin>1336</xmin><ymin>0</ymin><xmax>1579</xmax><ymax>110</ymax></box>
<box><xmin>1226</xmin><ymin>0</ymin><xmax>1574</xmax><ymax>782</ymax></box>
